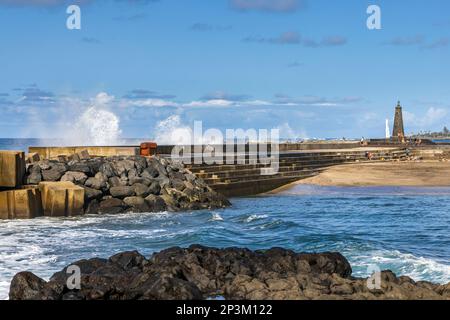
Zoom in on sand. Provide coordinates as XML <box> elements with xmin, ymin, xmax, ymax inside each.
<box><xmin>277</xmin><ymin>161</ymin><xmax>450</xmax><ymax>190</ymax></box>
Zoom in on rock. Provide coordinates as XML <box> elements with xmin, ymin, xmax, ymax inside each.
<box><xmin>85</xmin><ymin>177</ymin><xmax>106</xmax><ymax>190</ymax></box>
<box><xmin>171</xmin><ymin>179</ymin><xmax>185</xmax><ymax>191</ymax></box>
<box><xmin>85</xmin><ymin>199</ymin><xmax>100</xmax><ymax>215</ymax></box>
<box><xmin>123</xmin><ymin>196</ymin><xmax>149</xmax><ymax>213</ymax></box>
<box><xmin>108</xmin><ymin>176</ymin><xmax>124</xmax><ymax>188</ymax></box>
<box><xmin>112</xmin><ymin>160</ymin><xmax>135</xmax><ymax>176</ymax></box>
<box><xmin>110</xmin><ymin>186</ymin><xmax>135</xmax><ymax>198</ymax></box>
<box><xmin>133</xmin><ymin>183</ymin><xmax>150</xmax><ymax>197</ymax></box>
<box><xmin>98</xmin><ymin>198</ymin><xmax>127</xmax><ymax>215</ymax></box>
<box><xmin>20</xmin><ymin>154</ymin><xmax>230</xmax><ymax>217</ymax></box>
<box><xmin>148</xmin><ymin>181</ymin><xmax>161</xmax><ymax>195</ymax></box>
<box><xmin>109</xmin><ymin>251</ymin><xmax>147</xmax><ymax>270</ymax></box>
<box><xmin>99</xmin><ymin>162</ymin><xmax>115</xmax><ymax>178</ymax></box>
<box><xmin>144</xmin><ymin>194</ymin><xmax>167</xmax><ymax>212</ymax></box>
<box><xmin>129</xmin><ymin>177</ymin><xmax>146</xmax><ymax>186</ymax></box>
<box><xmin>160</xmin><ymin>194</ymin><xmax>179</xmax><ymax>212</ymax></box>
<box><xmin>132</xmin><ymin>156</ymin><xmax>147</xmax><ymax>173</ymax></box>
<box><xmin>26</xmin><ymin>165</ymin><xmax>42</xmax><ymax>185</ymax></box>
<box><xmin>82</xmin><ymin>186</ymin><xmax>103</xmax><ymax>201</ymax></box>
<box><xmin>68</xmin><ymin>163</ymin><xmax>92</xmax><ymax>176</ymax></box>
<box><xmin>41</xmin><ymin>168</ymin><xmax>63</xmax><ymax>182</ymax></box>
<box><xmin>9</xmin><ymin>245</ymin><xmax>450</xmax><ymax>301</ymax></box>
<box><xmin>9</xmin><ymin>272</ymin><xmax>49</xmax><ymax>300</ymax></box>
<box><xmin>38</xmin><ymin>161</ymin><xmax>51</xmax><ymax>171</ymax></box>
<box><xmin>142</xmin><ymin>167</ymin><xmax>159</xmax><ymax>179</ymax></box>
<box><xmin>61</xmin><ymin>171</ymin><xmax>88</xmax><ymax>185</ymax></box>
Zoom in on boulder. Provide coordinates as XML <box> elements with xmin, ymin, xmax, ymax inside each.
<box><xmin>61</xmin><ymin>171</ymin><xmax>88</xmax><ymax>185</ymax></box>
<box><xmin>98</xmin><ymin>198</ymin><xmax>127</xmax><ymax>215</ymax></box>
<box><xmin>133</xmin><ymin>183</ymin><xmax>149</xmax><ymax>197</ymax></box>
<box><xmin>9</xmin><ymin>272</ymin><xmax>48</xmax><ymax>300</ymax></box>
<box><xmin>26</xmin><ymin>165</ymin><xmax>42</xmax><ymax>185</ymax></box>
<box><xmin>84</xmin><ymin>175</ymin><xmax>107</xmax><ymax>190</ymax></box>
<box><xmin>85</xmin><ymin>199</ymin><xmax>100</xmax><ymax>215</ymax></box>
<box><xmin>123</xmin><ymin>196</ymin><xmax>149</xmax><ymax>213</ymax></box>
<box><xmin>112</xmin><ymin>160</ymin><xmax>135</xmax><ymax>176</ymax></box>
<box><xmin>41</xmin><ymin>168</ymin><xmax>63</xmax><ymax>182</ymax></box>
<box><xmin>108</xmin><ymin>176</ymin><xmax>124</xmax><ymax>188</ymax></box>
<box><xmin>82</xmin><ymin>186</ymin><xmax>103</xmax><ymax>201</ymax></box>
<box><xmin>110</xmin><ymin>186</ymin><xmax>135</xmax><ymax>198</ymax></box>
<box><xmin>147</xmin><ymin>181</ymin><xmax>161</xmax><ymax>195</ymax></box>
<box><xmin>99</xmin><ymin>162</ymin><xmax>115</xmax><ymax>178</ymax></box>
<box><xmin>68</xmin><ymin>163</ymin><xmax>92</xmax><ymax>175</ymax></box>
<box><xmin>144</xmin><ymin>194</ymin><xmax>167</xmax><ymax>212</ymax></box>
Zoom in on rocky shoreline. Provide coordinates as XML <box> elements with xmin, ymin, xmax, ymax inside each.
<box><xmin>9</xmin><ymin>245</ymin><xmax>450</xmax><ymax>300</ymax></box>
<box><xmin>24</xmin><ymin>155</ymin><xmax>230</xmax><ymax>214</ymax></box>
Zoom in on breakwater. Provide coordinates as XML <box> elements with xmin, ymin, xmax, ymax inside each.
<box><xmin>26</xmin><ymin>142</ymin><xmax>409</xmax><ymax>197</ymax></box>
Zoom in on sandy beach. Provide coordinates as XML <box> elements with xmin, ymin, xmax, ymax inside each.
<box><xmin>276</xmin><ymin>161</ymin><xmax>450</xmax><ymax>189</ymax></box>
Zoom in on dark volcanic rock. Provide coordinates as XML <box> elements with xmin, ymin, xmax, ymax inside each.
<box><xmin>144</xmin><ymin>194</ymin><xmax>167</xmax><ymax>212</ymax></box>
<box><xmin>61</xmin><ymin>171</ymin><xmax>88</xmax><ymax>185</ymax></box>
<box><xmin>9</xmin><ymin>246</ymin><xmax>450</xmax><ymax>301</ymax></box>
<box><xmin>110</xmin><ymin>186</ymin><xmax>135</xmax><ymax>198</ymax></box>
<box><xmin>98</xmin><ymin>198</ymin><xmax>128</xmax><ymax>215</ymax></box>
<box><xmin>26</xmin><ymin>165</ymin><xmax>42</xmax><ymax>184</ymax></box>
<box><xmin>23</xmin><ymin>154</ymin><xmax>231</xmax><ymax>215</ymax></box>
<box><xmin>123</xmin><ymin>196</ymin><xmax>150</xmax><ymax>213</ymax></box>
<box><xmin>82</xmin><ymin>186</ymin><xmax>103</xmax><ymax>201</ymax></box>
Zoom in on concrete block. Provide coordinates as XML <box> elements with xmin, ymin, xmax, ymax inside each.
<box><xmin>39</xmin><ymin>182</ymin><xmax>85</xmax><ymax>217</ymax></box>
<box><xmin>0</xmin><ymin>151</ymin><xmax>26</xmax><ymax>188</ymax></box>
<box><xmin>0</xmin><ymin>187</ymin><xmax>43</xmax><ymax>219</ymax></box>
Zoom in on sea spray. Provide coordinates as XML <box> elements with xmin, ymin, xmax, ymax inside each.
<box><xmin>73</xmin><ymin>106</ymin><xmax>121</xmax><ymax>146</ymax></box>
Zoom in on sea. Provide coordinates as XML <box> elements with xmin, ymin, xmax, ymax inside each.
<box><xmin>0</xmin><ymin>139</ymin><xmax>449</xmax><ymax>299</ymax></box>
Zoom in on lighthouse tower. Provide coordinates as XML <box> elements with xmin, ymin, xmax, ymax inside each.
<box><xmin>392</xmin><ymin>101</ymin><xmax>405</xmax><ymax>140</ymax></box>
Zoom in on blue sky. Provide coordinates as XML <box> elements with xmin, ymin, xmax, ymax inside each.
<box><xmin>1</xmin><ymin>0</ymin><xmax>450</xmax><ymax>140</ymax></box>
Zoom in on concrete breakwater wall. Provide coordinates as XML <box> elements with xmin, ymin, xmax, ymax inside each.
<box><xmin>29</xmin><ymin>142</ymin><xmax>362</xmax><ymax>160</ymax></box>
<box><xmin>27</xmin><ymin>144</ymin><xmax>410</xmax><ymax>197</ymax></box>
<box><xmin>0</xmin><ymin>150</ymin><xmax>230</xmax><ymax>220</ymax></box>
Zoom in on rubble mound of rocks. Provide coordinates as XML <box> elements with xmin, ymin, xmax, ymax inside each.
<box><xmin>9</xmin><ymin>245</ymin><xmax>450</xmax><ymax>300</ymax></box>
<box><xmin>24</xmin><ymin>156</ymin><xmax>230</xmax><ymax>214</ymax></box>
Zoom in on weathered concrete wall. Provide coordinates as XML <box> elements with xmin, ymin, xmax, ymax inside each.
<box><xmin>39</xmin><ymin>182</ymin><xmax>85</xmax><ymax>217</ymax></box>
<box><xmin>0</xmin><ymin>151</ymin><xmax>26</xmax><ymax>188</ymax></box>
<box><xmin>29</xmin><ymin>146</ymin><xmax>139</xmax><ymax>159</ymax></box>
<box><xmin>0</xmin><ymin>187</ymin><xmax>43</xmax><ymax>219</ymax></box>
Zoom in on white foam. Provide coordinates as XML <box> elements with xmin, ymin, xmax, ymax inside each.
<box><xmin>210</xmin><ymin>213</ymin><xmax>224</xmax><ymax>221</ymax></box>
<box><xmin>349</xmin><ymin>249</ymin><xmax>450</xmax><ymax>284</ymax></box>
<box><xmin>245</xmin><ymin>214</ymin><xmax>268</xmax><ymax>223</ymax></box>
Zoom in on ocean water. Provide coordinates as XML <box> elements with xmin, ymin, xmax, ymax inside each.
<box><xmin>1</xmin><ymin>187</ymin><xmax>449</xmax><ymax>299</ymax></box>
<box><xmin>0</xmin><ymin>140</ymin><xmax>450</xmax><ymax>299</ymax></box>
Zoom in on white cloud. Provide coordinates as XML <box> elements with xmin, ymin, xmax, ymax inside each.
<box><xmin>404</xmin><ymin>107</ymin><xmax>448</xmax><ymax>129</ymax></box>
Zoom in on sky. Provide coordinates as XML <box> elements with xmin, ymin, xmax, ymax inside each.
<box><xmin>0</xmin><ymin>0</ymin><xmax>450</xmax><ymax>141</ymax></box>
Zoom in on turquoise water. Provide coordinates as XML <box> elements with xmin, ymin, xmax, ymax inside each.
<box><xmin>0</xmin><ymin>140</ymin><xmax>449</xmax><ymax>299</ymax></box>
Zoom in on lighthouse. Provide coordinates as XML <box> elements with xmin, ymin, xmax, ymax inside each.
<box><xmin>392</xmin><ymin>101</ymin><xmax>405</xmax><ymax>140</ymax></box>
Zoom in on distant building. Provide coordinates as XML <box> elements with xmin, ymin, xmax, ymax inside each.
<box><xmin>392</xmin><ymin>101</ymin><xmax>405</xmax><ymax>139</ymax></box>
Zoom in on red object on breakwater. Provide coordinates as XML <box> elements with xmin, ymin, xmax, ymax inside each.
<box><xmin>140</xmin><ymin>142</ymin><xmax>158</xmax><ymax>156</ymax></box>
